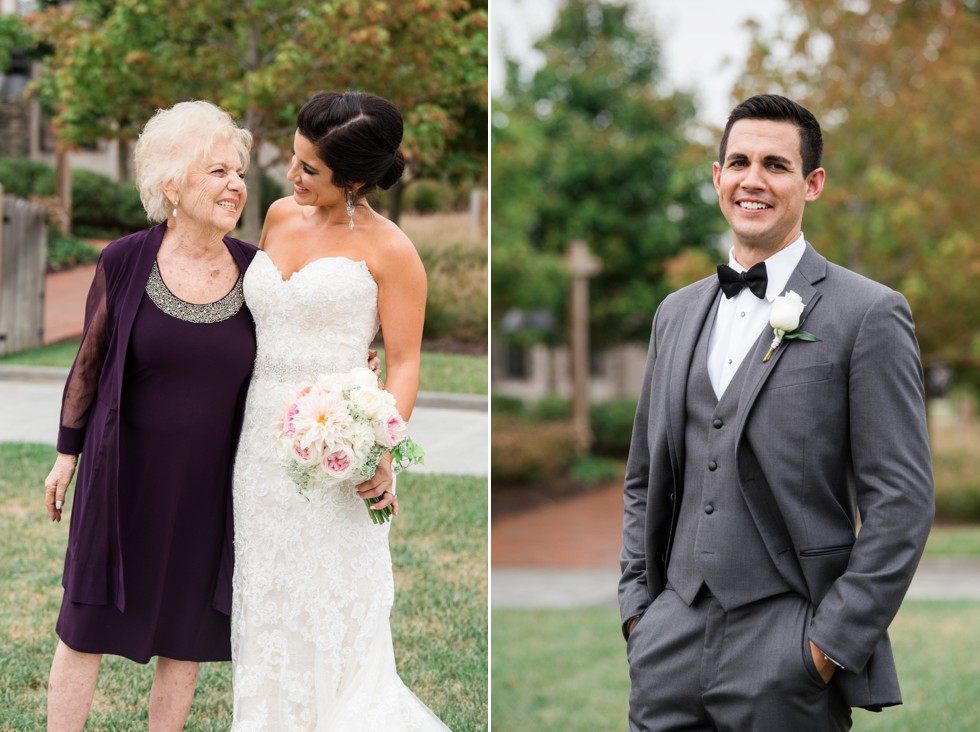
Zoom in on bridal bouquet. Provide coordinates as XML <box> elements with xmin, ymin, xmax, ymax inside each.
<box><xmin>274</xmin><ymin>367</ymin><xmax>424</xmax><ymax>524</ymax></box>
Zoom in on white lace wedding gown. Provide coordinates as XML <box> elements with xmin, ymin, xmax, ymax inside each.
<box><xmin>231</xmin><ymin>251</ymin><xmax>450</xmax><ymax>731</ymax></box>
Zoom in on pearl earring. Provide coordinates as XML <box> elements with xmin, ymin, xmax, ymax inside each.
<box><xmin>172</xmin><ymin>199</ymin><xmax>179</xmax><ymax>218</ymax></box>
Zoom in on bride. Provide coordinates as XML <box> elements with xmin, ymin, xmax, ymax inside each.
<box><xmin>230</xmin><ymin>91</ymin><xmax>447</xmax><ymax>731</ymax></box>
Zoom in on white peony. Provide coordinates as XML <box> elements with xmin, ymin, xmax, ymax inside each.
<box><xmin>348</xmin><ymin>387</ymin><xmax>388</xmax><ymax>421</ymax></box>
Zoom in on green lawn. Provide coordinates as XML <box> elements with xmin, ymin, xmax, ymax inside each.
<box><xmin>923</xmin><ymin>523</ymin><xmax>980</xmax><ymax>557</ymax></box>
<box><xmin>492</xmin><ymin>602</ymin><xmax>980</xmax><ymax>732</ymax></box>
<box><xmin>0</xmin><ymin>340</ymin><xmax>80</xmax><ymax>368</ymax></box>
<box><xmin>0</xmin><ymin>442</ymin><xmax>487</xmax><ymax>731</ymax></box>
<box><xmin>0</xmin><ymin>340</ymin><xmax>488</xmax><ymax>396</ymax></box>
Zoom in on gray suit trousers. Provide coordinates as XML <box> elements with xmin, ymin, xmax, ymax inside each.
<box><xmin>627</xmin><ymin>588</ymin><xmax>852</xmax><ymax>732</ymax></box>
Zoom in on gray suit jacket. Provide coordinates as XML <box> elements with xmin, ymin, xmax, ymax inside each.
<box><xmin>619</xmin><ymin>243</ymin><xmax>934</xmax><ymax>710</ymax></box>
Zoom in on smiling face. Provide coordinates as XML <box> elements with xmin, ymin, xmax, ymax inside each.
<box><xmin>713</xmin><ymin>119</ymin><xmax>825</xmax><ymax>260</ymax></box>
<box><xmin>170</xmin><ymin>138</ymin><xmax>247</xmax><ymax>234</ymax></box>
<box><xmin>286</xmin><ymin>130</ymin><xmax>348</xmax><ymax>208</ymax></box>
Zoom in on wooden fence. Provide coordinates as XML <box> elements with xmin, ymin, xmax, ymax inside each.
<box><xmin>0</xmin><ymin>184</ymin><xmax>48</xmax><ymax>357</ymax></box>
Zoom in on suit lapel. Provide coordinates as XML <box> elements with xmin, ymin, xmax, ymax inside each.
<box><xmin>735</xmin><ymin>244</ymin><xmax>827</xmax><ymax>438</ymax></box>
<box><xmin>728</xmin><ymin>244</ymin><xmax>828</xmax><ymax>599</ymax></box>
<box><xmin>666</xmin><ymin>279</ymin><xmax>722</xmax><ymax>474</ymax></box>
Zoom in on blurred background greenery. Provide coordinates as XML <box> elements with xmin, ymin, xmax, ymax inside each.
<box><xmin>491</xmin><ymin>0</ymin><xmax>980</xmax><ymax>517</ymax></box>
<box><xmin>490</xmin><ymin>1</ymin><xmax>980</xmax><ymax>730</ymax></box>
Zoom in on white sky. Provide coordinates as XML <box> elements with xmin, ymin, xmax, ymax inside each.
<box><xmin>490</xmin><ymin>0</ymin><xmax>791</xmax><ymax>127</ymax></box>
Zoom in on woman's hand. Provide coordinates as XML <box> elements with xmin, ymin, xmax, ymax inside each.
<box><xmin>355</xmin><ymin>453</ymin><xmax>398</xmax><ymax>516</ymax></box>
<box><xmin>367</xmin><ymin>349</ymin><xmax>382</xmax><ymax>384</ymax></box>
<box><xmin>45</xmin><ymin>453</ymin><xmax>78</xmax><ymax>522</ymax></box>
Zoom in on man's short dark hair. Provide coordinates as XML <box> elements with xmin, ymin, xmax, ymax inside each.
<box><xmin>718</xmin><ymin>94</ymin><xmax>823</xmax><ymax>176</ymax></box>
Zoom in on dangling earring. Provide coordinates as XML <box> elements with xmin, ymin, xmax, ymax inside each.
<box><xmin>345</xmin><ymin>188</ymin><xmax>355</xmax><ymax>230</ymax></box>
<box><xmin>172</xmin><ymin>199</ymin><xmax>179</xmax><ymax>218</ymax></box>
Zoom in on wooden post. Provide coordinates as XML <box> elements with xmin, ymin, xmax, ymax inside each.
<box><xmin>55</xmin><ymin>145</ymin><xmax>72</xmax><ymax>236</ymax></box>
<box><xmin>566</xmin><ymin>239</ymin><xmax>601</xmax><ymax>452</ymax></box>
<box><xmin>0</xmin><ymin>190</ymin><xmax>48</xmax><ymax>356</ymax></box>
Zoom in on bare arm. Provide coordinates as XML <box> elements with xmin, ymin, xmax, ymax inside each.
<box><xmin>375</xmin><ymin>239</ymin><xmax>427</xmax><ymax>422</ymax></box>
<box><xmin>354</xmin><ymin>233</ymin><xmax>427</xmax><ymax>513</ymax></box>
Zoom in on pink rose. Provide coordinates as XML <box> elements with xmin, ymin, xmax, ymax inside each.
<box><xmin>374</xmin><ymin>415</ymin><xmax>406</xmax><ymax>448</ymax></box>
<box><xmin>292</xmin><ymin>443</ymin><xmax>315</xmax><ymax>464</ymax></box>
<box><xmin>323</xmin><ymin>448</ymin><xmax>354</xmax><ymax>479</ymax></box>
<box><xmin>387</xmin><ymin>416</ymin><xmax>406</xmax><ymax>443</ymax></box>
<box><xmin>283</xmin><ymin>403</ymin><xmax>300</xmax><ymax>436</ymax></box>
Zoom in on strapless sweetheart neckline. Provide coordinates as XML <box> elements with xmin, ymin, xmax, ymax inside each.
<box><xmin>254</xmin><ymin>248</ymin><xmax>373</xmax><ymax>284</ymax></box>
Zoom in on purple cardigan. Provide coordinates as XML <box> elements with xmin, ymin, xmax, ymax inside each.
<box><xmin>57</xmin><ymin>222</ymin><xmax>257</xmax><ymax>615</ymax></box>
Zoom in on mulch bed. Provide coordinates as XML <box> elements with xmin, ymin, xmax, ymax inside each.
<box><xmin>491</xmin><ymin>478</ymin><xmax>615</xmax><ymax>521</ymax></box>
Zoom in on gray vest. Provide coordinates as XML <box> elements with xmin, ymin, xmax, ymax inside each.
<box><xmin>666</xmin><ymin>299</ymin><xmax>790</xmax><ymax>609</ymax></box>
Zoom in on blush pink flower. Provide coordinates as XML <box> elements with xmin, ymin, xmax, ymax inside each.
<box><xmin>375</xmin><ymin>414</ymin><xmax>407</xmax><ymax>447</ymax></box>
<box><xmin>322</xmin><ymin>446</ymin><xmax>355</xmax><ymax>479</ymax></box>
<box><xmin>292</xmin><ymin>443</ymin><xmax>316</xmax><ymax>465</ymax></box>
<box><xmin>282</xmin><ymin>403</ymin><xmax>300</xmax><ymax>436</ymax></box>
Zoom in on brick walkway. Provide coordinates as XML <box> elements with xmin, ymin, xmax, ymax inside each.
<box><xmin>491</xmin><ymin>482</ymin><xmax>623</xmax><ymax>569</ymax></box>
<box><xmin>43</xmin><ymin>264</ymin><xmax>96</xmax><ymax>344</ymax></box>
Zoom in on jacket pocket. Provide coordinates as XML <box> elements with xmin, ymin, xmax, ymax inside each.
<box><xmin>799</xmin><ymin>543</ymin><xmax>853</xmax><ymax>558</ymax></box>
<box><xmin>766</xmin><ymin>361</ymin><xmax>833</xmax><ymax>390</ymax></box>
<box><xmin>801</xmin><ymin>614</ymin><xmax>828</xmax><ymax>687</ymax></box>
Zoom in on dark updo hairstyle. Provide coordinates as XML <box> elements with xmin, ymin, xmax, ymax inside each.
<box><xmin>296</xmin><ymin>91</ymin><xmax>406</xmax><ymax>199</ymax></box>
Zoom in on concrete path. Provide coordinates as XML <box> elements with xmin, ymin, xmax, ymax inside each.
<box><xmin>491</xmin><ymin>482</ymin><xmax>980</xmax><ymax>609</ymax></box>
<box><xmin>491</xmin><ymin>558</ymin><xmax>980</xmax><ymax>609</ymax></box>
<box><xmin>0</xmin><ymin>367</ymin><xmax>487</xmax><ymax>477</ymax></box>
<box><xmin>10</xmin><ymin>258</ymin><xmax>487</xmax><ymax>476</ymax></box>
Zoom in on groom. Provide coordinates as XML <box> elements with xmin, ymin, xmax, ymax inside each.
<box><xmin>619</xmin><ymin>94</ymin><xmax>934</xmax><ymax>731</ymax></box>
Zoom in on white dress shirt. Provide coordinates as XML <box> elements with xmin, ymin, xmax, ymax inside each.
<box><xmin>707</xmin><ymin>233</ymin><xmax>807</xmax><ymax>399</ymax></box>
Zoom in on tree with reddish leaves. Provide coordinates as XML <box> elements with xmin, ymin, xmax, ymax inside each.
<box><xmin>736</xmin><ymin>0</ymin><xmax>980</xmax><ymax>390</ymax></box>
<box><xmin>28</xmin><ymin>0</ymin><xmax>487</xmax><ymax>240</ymax></box>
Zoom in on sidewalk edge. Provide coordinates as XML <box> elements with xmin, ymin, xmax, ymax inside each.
<box><xmin>0</xmin><ymin>366</ymin><xmax>487</xmax><ymax>411</ymax></box>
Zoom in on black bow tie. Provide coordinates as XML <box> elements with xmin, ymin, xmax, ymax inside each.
<box><xmin>717</xmin><ymin>262</ymin><xmax>768</xmax><ymax>299</ymax></box>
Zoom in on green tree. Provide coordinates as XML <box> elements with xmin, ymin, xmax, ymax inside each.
<box><xmin>491</xmin><ymin>0</ymin><xmax>723</xmax><ymax>347</ymax></box>
<box><xmin>735</xmin><ymin>0</ymin><xmax>980</xmax><ymax>389</ymax></box>
<box><xmin>0</xmin><ymin>14</ymin><xmax>31</xmax><ymax>70</ymax></box>
<box><xmin>28</xmin><ymin>0</ymin><xmax>487</xmax><ymax>239</ymax></box>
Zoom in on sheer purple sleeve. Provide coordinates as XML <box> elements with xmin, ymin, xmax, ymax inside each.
<box><xmin>56</xmin><ymin>255</ymin><xmax>109</xmax><ymax>455</ymax></box>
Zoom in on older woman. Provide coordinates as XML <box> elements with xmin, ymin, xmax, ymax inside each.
<box><xmin>43</xmin><ymin>101</ymin><xmax>256</xmax><ymax>731</ymax></box>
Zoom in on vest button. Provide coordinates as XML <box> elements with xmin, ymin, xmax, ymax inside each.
<box><xmin>712</xmin><ymin>418</ymin><xmax>724</xmax><ymax>429</ymax></box>
<box><xmin>704</xmin><ymin>504</ymin><xmax>714</xmax><ymax>515</ymax></box>
<box><xmin>708</xmin><ymin>460</ymin><xmax>718</xmax><ymax>471</ymax></box>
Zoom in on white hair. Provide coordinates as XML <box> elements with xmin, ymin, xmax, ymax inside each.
<box><xmin>134</xmin><ymin>100</ymin><xmax>253</xmax><ymax>222</ymax></box>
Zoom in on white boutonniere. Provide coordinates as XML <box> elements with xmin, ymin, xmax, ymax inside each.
<box><xmin>763</xmin><ymin>290</ymin><xmax>820</xmax><ymax>362</ymax></box>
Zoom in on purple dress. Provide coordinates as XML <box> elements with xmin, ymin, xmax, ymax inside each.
<box><xmin>57</xmin><ymin>261</ymin><xmax>255</xmax><ymax>663</ymax></box>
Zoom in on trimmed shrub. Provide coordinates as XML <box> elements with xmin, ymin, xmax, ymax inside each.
<box><xmin>590</xmin><ymin>398</ymin><xmax>639</xmax><ymax>457</ymax></box>
<box><xmin>0</xmin><ymin>158</ymin><xmax>148</xmax><ymax>238</ymax></box>
<box><xmin>933</xmin><ymin>454</ymin><xmax>980</xmax><ymax>522</ymax></box>
<box><xmin>418</xmin><ymin>242</ymin><xmax>487</xmax><ymax>344</ymax></box>
<box><xmin>569</xmin><ymin>455</ymin><xmax>624</xmax><ymax>486</ymax></box>
<box><xmin>490</xmin><ymin>395</ymin><xmax>526</xmax><ymax>416</ymax></box>
<box><xmin>406</xmin><ymin>180</ymin><xmax>445</xmax><ymax>214</ymax></box>
<box><xmin>47</xmin><ymin>235</ymin><xmax>101</xmax><ymax>271</ymax></box>
<box><xmin>530</xmin><ymin>396</ymin><xmax>571</xmax><ymax>421</ymax></box>
<box><xmin>260</xmin><ymin>172</ymin><xmax>288</xmax><ymax>218</ymax></box>
<box><xmin>491</xmin><ymin>414</ymin><xmax>578</xmax><ymax>484</ymax></box>
<box><xmin>0</xmin><ymin>157</ymin><xmax>54</xmax><ymax>198</ymax></box>
<box><xmin>72</xmin><ymin>171</ymin><xmax>148</xmax><ymax>237</ymax></box>
<box><xmin>404</xmin><ymin>179</ymin><xmax>471</xmax><ymax>214</ymax></box>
